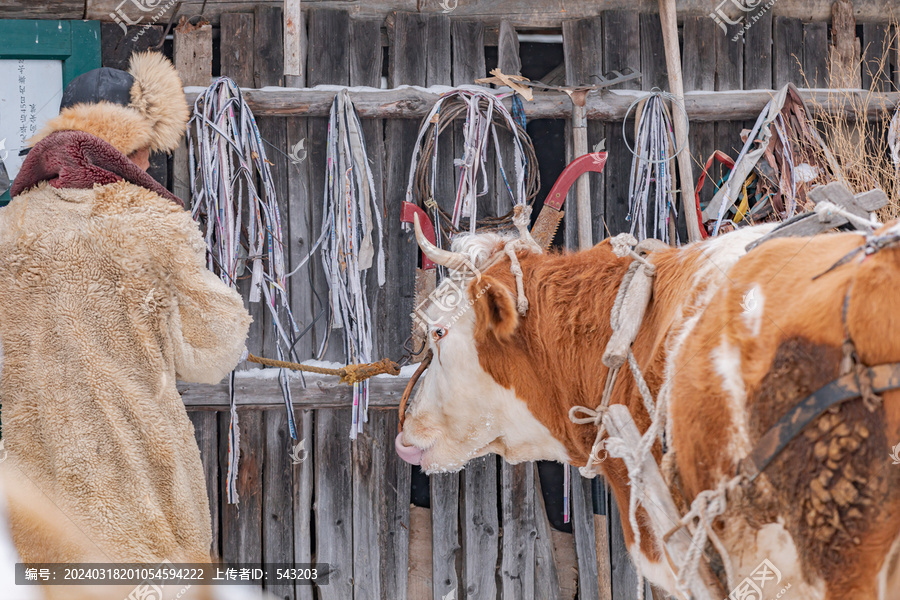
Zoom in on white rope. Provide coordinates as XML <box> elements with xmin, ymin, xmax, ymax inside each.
<box><xmin>189</xmin><ymin>77</ymin><xmax>301</xmax><ymax>503</ymax></box>
<box><xmin>624</xmin><ymin>93</ymin><xmax>680</xmax><ymax>244</ymax></box>
<box><xmin>321</xmin><ymin>90</ymin><xmax>386</xmax><ymax>439</ymax></box>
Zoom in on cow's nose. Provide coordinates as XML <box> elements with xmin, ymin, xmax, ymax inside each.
<box><xmin>395</xmin><ymin>432</ymin><xmax>425</xmax><ymax>465</ymax></box>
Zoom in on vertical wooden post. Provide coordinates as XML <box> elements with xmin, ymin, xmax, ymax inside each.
<box><xmin>284</xmin><ymin>0</ymin><xmax>304</xmax><ymax>87</ymax></box>
<box><xmin>572</xmin><ymin>96</ymin><xmax>592</xmax><ymax>250</ymax></box>
<box><xmin>658</xmin><ymin>0</ymin><xmax>702</xmax><ymax>242</ymax></box>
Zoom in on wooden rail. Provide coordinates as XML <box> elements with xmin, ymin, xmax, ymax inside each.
<box><xmin>178</xmin><ymin>373</ymin><xmax>411</xmax><ymax>409</ymax></box>
<box><xmin>184</xmin><ymin>86</ymin><xmax>900</xmax><ymax>121</ymax></box>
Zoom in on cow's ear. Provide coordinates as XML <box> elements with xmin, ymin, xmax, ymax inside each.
<box><xmin>471</xmin><ymin>275</ymin><xmax>519</xmax><ymax>340</ymax></box>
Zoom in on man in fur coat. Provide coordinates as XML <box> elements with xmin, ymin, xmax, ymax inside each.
<box><xmin>0</xmin><ymin>52</ymin><xmax>251</xmax><ymax>564</ymax></box>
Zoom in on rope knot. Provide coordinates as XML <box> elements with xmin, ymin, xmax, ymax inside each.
<box><xmin>610</xmin><ymin>232</ymin><xmax>639</xmax><ymax>258</ymax></box>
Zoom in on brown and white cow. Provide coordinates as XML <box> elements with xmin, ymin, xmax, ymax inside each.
<box><xmin>396</xmin><ymin>219</ymin><xmax>900</xmax><ymax>599</ymax></box>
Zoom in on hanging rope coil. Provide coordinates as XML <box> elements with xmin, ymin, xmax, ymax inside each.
<box><xmin>406</xmin><ymin>89</ymin><xmax>540</xmax><ymax>245</ymax></box>
<box><xmin>189</xmin><ymin>76</ymin><xmax>301</xmax><ymax>504</ymax></box>
<box><xmin>320</xmin><ymin>89</ymin><xmax>386</xmax><ymax>438</ymax></box>
<box><xmin>623</xmin><ymin>91</ymin><xmax>686</xmax><ymax>244</ymax></box>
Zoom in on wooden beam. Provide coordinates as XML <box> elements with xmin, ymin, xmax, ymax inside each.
<box><xmin>71</xmin><ymin>0</ymin><xmax>900</xmax><ymax>28</ymax></box>
<box><xmin>183</xmin><ymin>86</ymin><xmax>900</xmax><ymax>122</ymax></box>
<box><xmin>178</xmin><ymin>373</ymin><xmax>412</xmax><ymax>408</ymax></box>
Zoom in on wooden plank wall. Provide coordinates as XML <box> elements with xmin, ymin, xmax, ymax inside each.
<box><xmin>101</xmin><ymin>9</ymin><xmax>899</xmax><ymax>600</ymax></box>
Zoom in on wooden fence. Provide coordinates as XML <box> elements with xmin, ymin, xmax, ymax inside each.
<box><xmin>85</xmin><ymin>4</ymin><xmax>900</xmax><ymax>600</ymax></box>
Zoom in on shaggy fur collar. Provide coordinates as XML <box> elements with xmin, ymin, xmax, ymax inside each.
<box><xmin>11</xmin><ymin>130</ymin><xmax>183</xmax><ymax>207</ymax></box>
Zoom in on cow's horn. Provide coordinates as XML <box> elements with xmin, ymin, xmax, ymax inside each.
<box><xmin>413</xmin><ymin>212</ymin><xmax>467</xmax><ymax>269</ymax></box>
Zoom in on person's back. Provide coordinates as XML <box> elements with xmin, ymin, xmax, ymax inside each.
<box><xmin>0</xmin><ymin>52</ymin><xmax>250</xmax><ymax>564</ymax></box>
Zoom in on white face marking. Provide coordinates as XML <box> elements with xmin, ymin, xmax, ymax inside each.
<box><xmin>402</xmin><ymin>237</ymin><xmax>568</xmax><ymax>472</ymax></box>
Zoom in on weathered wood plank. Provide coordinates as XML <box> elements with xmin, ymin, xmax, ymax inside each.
<box><xmin>774</xmin><ymin>16</ymin><xmax>803</xmax><ymax>88</ymax></box>
<box><xmin>562</xmin><ymin>16</ymin><xmax>606</xmax><ymax>247</ymax></box>
<box><xmin>682</xmin><ymin>16</ymin><xmax>718</xmax><ymax>215</ymax></box>
<box><xmin>264</xmin><ymin>409</ymin><xmax>295</xmax><ymax>600</ymax></box>
<box><xmin>285</xmin><ymin>0</ymin><xmax>303</xmax><ymax>83</ymax></box>
<box><xmin>715</xmin><ymin>19</ymin><xmax>743</xmax><ymax>92</ymax></box>
<box><xmin>3</xmin><ymin>0</ymin><xmax>82</xmax><ymax>19</ymax></box>
<box><xmin>593</xmin><ymin>476</ymin><xmax>612</xmax><ymax>600</ymax></box>
<box><xmin>532</xmin><ymin>464</ymin><xmax>560</xmax><ymax>600</ymax></box>
<box><xmin>307</xmin><ymin>7</ymin><xmax>350</xmax><ymax>361</ymax></box>
<box><xmin>461</xmin><ymin>456</ymin><xmax>498</xmax><ymax>600</ymax></box>
<box><xmin>551</xmin><ymin>529</ymin><xmax>577</xmax><ymax>600</ymax></box>
<box><xmin>862</xmin><ymin>23</ymin><xmax>891</xmax><ymax>91</ymax></box>
<box><xmin>381</xmin><ymin>11</ymin><xmax>426</xmax><ymax>358</ymax></box>
<box><xmin>452</xmin><ymin>20</ymin><xmax>486</xmax><ymax>85</ymax></box>
<box><xmin>292</xmin><ymin>409</ymin><xmax>314</xmax><ymax>600</ymax></box>
<box><xmin>254</xmin><ymin>4</ymin><xmax>289</xmax><ymax>362</ymax></box>
<box><xmin>285</xmin><ymin>115</ymin><xmax>315</xmax><ymax>362</ymax></box>
<box><xmin>408</xmin><ymin>506</ymin><xmax>433</xmax><ymax>600</ymax></box>
<box><xmin>430</xmin><ymin>473</ymin><xmax>460</xmax><ymax>600</ymax></box>
<box><xmin>76</xmin><ymin>0</ymin><xmax>900</xmax><ymax>27</ymax></box>
<box><xmin>639</xmin><ymin>13</ymin><xmax>667</xmax><ymax>91</ymax></box>
<box><xmin>188</xmin><ymin>410</ymin><xmax>220</xmax><ymax>558</ymax></box>
<box><xmin>220</xmin><ymin>13</ymin><xmax>256</xmax><ymax>87</ymax></box>
<box><xmin>570</xmin><ymin>469</ymin><xmax>599</xmax><ymax>600</ymax></box>
<box><xmin>602</xmin><ymin>11</ymin><xmax>640</xmax><ymax>237</ymax></box>
<box><xmin>351</xmin><ymin>19</ymin><xmax>384</xmax><ymax>87</ymax></box>
<box><xmin>743</xmin><ymin>9</ymin><xmax>773</xmax><ymax>90</ymax></box>
<box><xmin>220</xmin><ymin>409</ymin><xmax>264</xmax><ymax>565</ymax></box>
<box><xmin>182</xmin><ymin>86</ymin><xmax>900</xmax><ymax>122</ymax></box>
<box><xmin>426</xmin><ymin>14</ymin><xmax>452</xmax><ymax>87</ymax></box>
<box><xmin>315</xmin><ymin>409</ymin><xmax>354</xmax><ymax>600</ymax></box>
<box><xmin>352</xmin><ymin>413</ymin><xmax>382</xmax><ymax>600</ymax></box>
<box><xmin>607</xmin><ymin>484</ymin><xmax>643</xmax><ymax>599</ymax></box>
<box><xmin>172</xmin><ymin>21</ymin><xmax>212</xmax><ymax>203</ymax></box>
<box><xmin>219</xmin><ymin>12</ymin><xmax>262</xmax><ymax>368</ymax></box>
<box><xmin>178</xmin><ymin>374</ymin><xmax>411</xmax><ymax>408</ymax></box>
<box><xmin>500</xmin><ymin>462</ymin><xmax>536</xmax><ymax>600</ymax></box>
<box><xmin>803</xmin><ymin>22</ymin><xmax>829</xmax><ymax>88</ymax></box>
<box><xmin>378</xmin><ymin>411</ymin><xmax>412</xmax><ymax>600</ymax></box>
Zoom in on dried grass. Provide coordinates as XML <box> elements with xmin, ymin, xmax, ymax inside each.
<box><xmin>802</xmin><ymin>25</ymin><xmax>900</xmax><ymax>221</ymax></box>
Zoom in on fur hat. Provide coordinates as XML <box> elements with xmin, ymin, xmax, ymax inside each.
<box><xmin>29</xmin><ymin>52</ymin><xmax>189</xmax><ymax>156</ymax></box>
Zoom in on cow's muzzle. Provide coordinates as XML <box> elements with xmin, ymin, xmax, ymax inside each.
<box><xmin>395</xmin><ymin>350</ymin><xmax>433</xmax><ymax>465</ymax></box>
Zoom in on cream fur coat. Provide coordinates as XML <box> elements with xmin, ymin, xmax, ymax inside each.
<box><xmin>0</xmin><ymin>180</ymin><xmax>251</xmax><ymax>564</ymax></box>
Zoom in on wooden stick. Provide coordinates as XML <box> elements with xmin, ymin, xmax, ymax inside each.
<box><xmin>658</xmin><ymin>0</ymin><xmax>703</xmax><ymax>243</ymax></box>
<box><xmin>572</xmin><ymin>99</ymin><xmax>593</xmax><ymax>250</ymax></box>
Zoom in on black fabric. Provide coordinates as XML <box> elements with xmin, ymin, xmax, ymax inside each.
<box><xmin>61</xmin><ymin>67</ymin><xmax>135</xmax><ymax>109</ymax></box>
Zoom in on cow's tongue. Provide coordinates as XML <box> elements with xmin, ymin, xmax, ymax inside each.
<box><xmin>395</xmin><ymin>432</ymin><xmax>425</xmax><ymax>465</ymax></box>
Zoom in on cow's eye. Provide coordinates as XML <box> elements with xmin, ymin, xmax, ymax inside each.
<box><xmin>432</xmin><ymin>327</ymin><xmax>447</xmax><ymax>342</ymax></box>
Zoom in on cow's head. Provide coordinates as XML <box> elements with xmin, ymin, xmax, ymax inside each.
<box><xmin>395</xmin><ymin>216</ymin><xmax>569</xmax><ymax>473</ymax></box>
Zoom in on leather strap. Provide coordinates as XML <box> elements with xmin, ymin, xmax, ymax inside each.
<box><xmin>740</xmin><ymin>362</ymin><xmax>900</xmax><ymax>481</ymax></box>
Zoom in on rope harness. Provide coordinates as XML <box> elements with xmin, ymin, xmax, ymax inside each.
<box><xmin>572</xmin><ymin>223</ymin><xmax>900</xmax><ymax>598</ymax></box>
